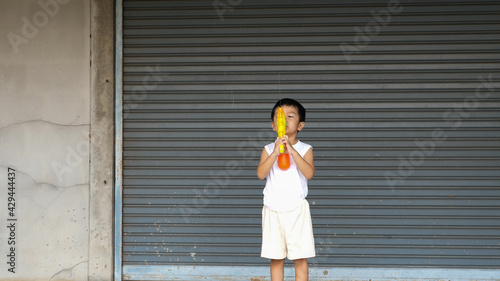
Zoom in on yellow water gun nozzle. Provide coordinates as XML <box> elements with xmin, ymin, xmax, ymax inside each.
<box><xmin>276</xmin><ymin>107</ymin><xmax>290</xmax><ymax>170</ymax></box>
<box><xmin>277</xmin><ymin>107</ymin><xmax>286</xmax><ymax>153</ymax></box>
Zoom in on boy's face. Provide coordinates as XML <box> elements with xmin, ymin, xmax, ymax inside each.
<box><xmin>272</xmin><ymin>105</ymin><xmax>305</xmax><ymax>135</ymax></box>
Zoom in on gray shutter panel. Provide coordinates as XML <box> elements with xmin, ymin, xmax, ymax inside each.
<box><xmin>121</xmin><ymin>0</ymin><xmax>500</xmax><ymax>272</ymax></box>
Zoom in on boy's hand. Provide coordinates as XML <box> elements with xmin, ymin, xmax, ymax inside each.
<box><xmin>273</xmin><ymin>136</ymin><xmax>285</xmax><ymax>156</ymax></box>
<box><xmin>280</xmin><ymin>135</ymin><xmax>298</xmax><ymax>157</ymax></box>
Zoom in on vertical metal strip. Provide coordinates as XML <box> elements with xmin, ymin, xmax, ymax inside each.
<box><xmin>114</xmin><ymin>0</ymin><xmax>123</xmax><ymax>280</ymax></box>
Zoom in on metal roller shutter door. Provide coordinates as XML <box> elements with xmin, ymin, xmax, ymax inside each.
<box><xmin>118</xmin><ymin>0</ymin><xmax>500</xmax><ymax>279</ymax></box>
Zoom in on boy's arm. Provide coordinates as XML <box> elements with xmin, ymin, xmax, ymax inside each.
<box><xmin>257</xmin><ymin>143</ymin><xmax>280</xmax><ymax>180</ymax></box>
<box><xmin>288</xmin><ymin>146</ymin><xmax>315</xmax><ymax>180</ymax></box>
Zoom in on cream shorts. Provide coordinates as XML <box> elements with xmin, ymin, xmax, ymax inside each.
<box><xmin>261</xmin><ymin>199</ymin><xmax>316</xmax><ymax>260</ymax></box>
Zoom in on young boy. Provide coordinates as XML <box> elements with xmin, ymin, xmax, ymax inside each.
<box><xmin>257</xmin><ymin>98</ymin><xmax>315</xmax><ymax>281</ymax></box>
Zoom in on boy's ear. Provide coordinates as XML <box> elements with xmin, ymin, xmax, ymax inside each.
<box><xmin>298</xmin><ymin>121</ymin><xmax>305</xmax><ymax>132</ymax></box>
<box><xmin>271</xmin><ymin>122</ymin><xmax>277</xmax><ymax>132</ymax></box>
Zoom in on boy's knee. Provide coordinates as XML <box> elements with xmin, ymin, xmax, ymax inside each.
<box><xmin>293</xmin><ymin>259</ymin><xmax>309</xmax><ymax>281</ymax></box>
<box><xmin>271</xmin><ymin>259</ymin><xmax>285</xmax><ymax>265</ymax></box>
<box><xmin>293</xmin><ymin>258</ymin><xmax>308</xmax><ymax>268</ymax></box>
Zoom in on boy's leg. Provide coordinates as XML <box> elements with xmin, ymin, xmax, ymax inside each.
<box><xmin>270</xmin><ymin>259</ymin><xmax>285</xmax><ymax>281</ymax></box>
<box><xmin>293</xmin><ymin>258</ymin><xmax>308</xmax><ymax>281</ymax></box>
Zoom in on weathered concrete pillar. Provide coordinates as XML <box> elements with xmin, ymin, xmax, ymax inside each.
<box><xmin>89</xmin><ymin>0</ymin><xmax>114</xmax><ymax>280</ymax></box>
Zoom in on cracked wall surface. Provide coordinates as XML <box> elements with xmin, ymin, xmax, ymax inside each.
<box><xmin>0</xmin><ymin>0</ymin><xmax>91</xmax><ymax>280</ymax></box>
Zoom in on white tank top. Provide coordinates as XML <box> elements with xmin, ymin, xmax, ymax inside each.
<box><xmin>262</xmin><ymin>140</ymin><xmax>312</xmax><ymax>212</ymax></box>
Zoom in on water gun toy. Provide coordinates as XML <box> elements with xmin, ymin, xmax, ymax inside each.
<box><xmin>276</xmin><ymin>107</ymin><xmax>290</xmax><ymax>170</ymax></box>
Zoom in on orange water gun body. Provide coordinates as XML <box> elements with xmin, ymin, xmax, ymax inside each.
<box><xmin>276</xmin><ymin>107</ymin><xmax>290</xmax><ymax>170</ymax></box>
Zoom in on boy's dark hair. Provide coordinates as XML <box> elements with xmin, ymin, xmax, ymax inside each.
<box><xmin>271</xmin><ymin>98</ymin><xmax>306</xmax><ymax>123</ymax></box>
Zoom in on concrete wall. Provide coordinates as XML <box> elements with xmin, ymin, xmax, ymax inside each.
<box><xmin>0</xmin><ymin>0</ymin><xmax>114</xmax><ymax>280</ymax></box>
